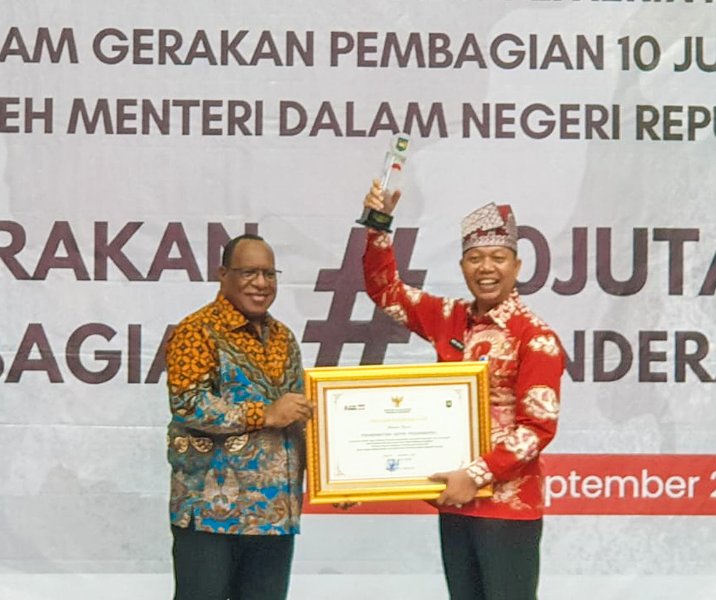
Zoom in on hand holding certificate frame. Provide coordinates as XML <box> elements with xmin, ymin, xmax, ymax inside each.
<box><xmin>305</xmin><ymin>361</ymin><xmax>492</xmax><ymax>504</ymax></box>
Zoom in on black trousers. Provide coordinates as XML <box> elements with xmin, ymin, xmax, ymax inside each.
<box><xmin>171</xmin><ymin>525</ymin><xmax>295</xmax><ymax>600</ymax></box>
<box><xmin>439</xmin><ymin>513</ymin><xmax>543</xmax><ymax>600</ymax></box>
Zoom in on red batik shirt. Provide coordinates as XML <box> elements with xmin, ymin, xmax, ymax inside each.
<box><xmin>364</xmin><ymin>230</ymin><xmax>564</xmax><ymax>520</ymax></box>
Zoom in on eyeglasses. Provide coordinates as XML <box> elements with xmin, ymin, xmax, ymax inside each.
<box><xmin>227</xmin><ymin>268</ymin><xmax>282</xmax><ymax>281</ymax></box>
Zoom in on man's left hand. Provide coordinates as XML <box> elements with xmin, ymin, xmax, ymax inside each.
<box><xmin>429</xmin><ymin>469</ymin><xmax>479</xmax><ymax>508</ymax></box>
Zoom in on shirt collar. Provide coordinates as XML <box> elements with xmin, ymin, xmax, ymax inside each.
<box><xmin>468</xmin><ymin>289</ymin><xmax>522</xmax><ymax>329</ymax></box>
<box><xmin>214</xmin><ymin>292</ymin><xmax>276</xmax><ymax>334</ymax></box>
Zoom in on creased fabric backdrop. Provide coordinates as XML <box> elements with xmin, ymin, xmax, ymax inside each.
<box><xmin>1</xmin><ymin>1</ymin><xmax>715</xmax><ymax>598</ymax></box>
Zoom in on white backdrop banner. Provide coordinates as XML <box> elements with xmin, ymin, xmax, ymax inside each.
<box><xmin>1</xmin><ymin>0</ymin><xmax>715</xmax><ymax>598</ymax></box>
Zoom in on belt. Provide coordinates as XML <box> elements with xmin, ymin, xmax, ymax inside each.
<box><xmin>167</xmin><ymin>432</ymin><xmax>249</xmax><ymax>455</ymax></box>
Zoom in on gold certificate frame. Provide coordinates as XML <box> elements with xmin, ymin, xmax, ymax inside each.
<box><xmin>305</xmin><ymin>361</ymin><xmax>491</xmax><ymax>504</ymax></box>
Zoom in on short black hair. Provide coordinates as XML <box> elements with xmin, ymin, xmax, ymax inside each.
<box><xmin>221</xmin><ymin>233</ymin><xmax>266</xmax><ymax>268</ymax></box>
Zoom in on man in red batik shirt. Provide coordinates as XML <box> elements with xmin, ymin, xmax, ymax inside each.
<box><xmin>360</xmin><ymin>180</ymin><xmax>565</xmax><ymax>600</ymax></box>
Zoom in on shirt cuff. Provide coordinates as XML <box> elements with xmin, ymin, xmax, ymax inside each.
<box><xmin>244</xmin><ymin>401</ymin><xmax>265</xmax><ymax>431</ymax></box>
<box><xmin>465</xmin><ymin>457</ymin><xmax>495</xmax><ymax>488</ymax></box>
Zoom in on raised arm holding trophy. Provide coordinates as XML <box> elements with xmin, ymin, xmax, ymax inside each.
<box><xmin>355</xmin><ymin>137</ymin><xmax>566</xmax><ymax>600</ymax></box>
<box><xmin>355</xmin><ymin>133</ymin><xmax>410</xmax><ymax>232</ymax></box>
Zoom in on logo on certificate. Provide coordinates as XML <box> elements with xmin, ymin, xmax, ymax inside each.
<box><xmin>445</xmin><ymin>400</ymin><xmax>453</xmax><ymax>408</ymax></box>
<box><xmin>386</xmin><ymin>458</ymin><xmax>400</xmax><ymax>472</ymax></box>
<box><xmin>385</xmin><ymin>395</ymin><xmax>411</xmax><ymax>414</ymax></box>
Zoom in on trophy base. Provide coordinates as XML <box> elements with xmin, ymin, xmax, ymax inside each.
<box><xmin>356</xmin><ymin>208</ymin><xmax>394</xmax><ymax>232</ymax></box>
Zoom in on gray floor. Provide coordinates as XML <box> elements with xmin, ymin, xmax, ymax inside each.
<box><xmin>1</xmin><ymin>574</ymin><xmax>715</xmax><ymax>600</ymax></box>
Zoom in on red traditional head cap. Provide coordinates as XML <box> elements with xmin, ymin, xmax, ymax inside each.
<box><xmin>461</xmin><ymin>203</ymin><xmax>518</xmax><ymax>253</ymax></box>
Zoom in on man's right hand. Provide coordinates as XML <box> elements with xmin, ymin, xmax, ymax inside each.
<box><xmin>264</xmin><ymin>392</ymin><xmax>313</xmax><ymax>428</ymax></box>
<box><xmin>364</xmin><ymin>179</ymin><xmax>401</xmax><ymax>215</ymax></box>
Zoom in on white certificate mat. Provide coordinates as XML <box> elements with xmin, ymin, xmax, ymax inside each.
<box><xmin>305</xmin><ymin>362</ymin><xmax>492</xmax><ymax>503</ymax></box>
<box><xmin>325</xmin><ymin>383</ymin><xmax>471</xmax><ymax>481</ymax></box>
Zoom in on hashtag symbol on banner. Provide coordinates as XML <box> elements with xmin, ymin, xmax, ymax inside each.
<box><xmin>302</xmin><ymin>227</ymin><xmax>426</xmax><ymax>367</ymax></box>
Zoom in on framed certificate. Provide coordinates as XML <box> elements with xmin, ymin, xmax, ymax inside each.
<box><xmin>304</xmin><ymin>361</ymin><xmax>492</xmax><ymax>504</ymax></box>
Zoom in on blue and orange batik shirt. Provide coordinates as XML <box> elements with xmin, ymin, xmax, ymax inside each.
<box><xmin>166</xmin><ymin>293</ymin><xmax>305</xmax><ymax>535</ymax></box>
